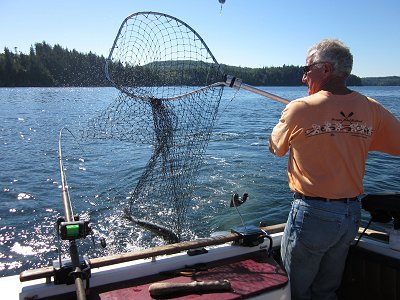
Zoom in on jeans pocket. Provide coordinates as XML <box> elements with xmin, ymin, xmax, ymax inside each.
<box><xmin>344</xmin><ymin>211</ymin><xmax>362</xmax><ymax>245</ymax></box>
<box><xmin>297</xmin><ymin>209</ymin><xmax>342</xmax><ymax>252</ymax></box>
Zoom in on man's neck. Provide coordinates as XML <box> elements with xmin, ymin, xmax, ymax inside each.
<box><xmin>321</xmin><ymin>79</ymin><xmax>352</xmax><ymax>95</ymax></box>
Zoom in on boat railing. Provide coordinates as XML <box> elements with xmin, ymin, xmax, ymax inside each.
<box><xmin>19</xmin><ymin>223</ymin><xmax>389</xmax><ymax>283</ymax></box>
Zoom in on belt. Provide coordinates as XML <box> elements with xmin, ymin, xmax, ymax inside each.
<box><xmin>294</xmin><ymin>192</ymin><xmax>358</xmax><ymax>203</ymax></box>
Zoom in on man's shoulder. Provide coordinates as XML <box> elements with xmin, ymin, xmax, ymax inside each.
<box><xmin>288</xmin><ymin>92</ymin><xmax>324</xmax><ymax>109</ymax></box>
<box><xmin>293</xmin><ymin>91</ymin><xmax>329</xmax><ymax>103</ymax></box>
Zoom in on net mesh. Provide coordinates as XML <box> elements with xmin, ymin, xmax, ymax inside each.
<box><xmin>82</xmin><ymin>12</ymin><xmax>226</xmax><ymax>242</ymax></box>
<box><xmin>105</xmin><ymin>12</ymin><xmax>224</xmax><ymax>100</ymax></box>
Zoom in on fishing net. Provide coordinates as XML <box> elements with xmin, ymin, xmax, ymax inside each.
<box><xmin>82</xmin><ymin>12</ymin><xmax>226</xmax><ymax>242</ymax></box>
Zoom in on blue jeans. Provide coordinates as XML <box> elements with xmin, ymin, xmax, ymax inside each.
<box><xmin>281</xmin><ymin>196</ymin><xmax>361</xmax><ymax>300</ymax></box>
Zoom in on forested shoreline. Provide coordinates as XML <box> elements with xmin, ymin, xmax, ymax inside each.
<box><xmin>0</xmin><ymin>42</ymin><xmax>399</xmax><ymax>87</ymax></box>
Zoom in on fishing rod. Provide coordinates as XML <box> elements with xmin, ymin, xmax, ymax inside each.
<box><xmin>55</xmin><ymin>127</ymin><xmax>92</xmax><ymax>300</ymax></box>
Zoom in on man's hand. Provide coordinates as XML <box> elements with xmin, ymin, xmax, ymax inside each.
<box><xmin>268</xmin><ymin>137</ymin><xmax>276</xmax><ymax>155</ymax></box>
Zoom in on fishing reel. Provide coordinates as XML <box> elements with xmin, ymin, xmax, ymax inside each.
<box><xmin>232</xmin><ymin>225</ymin><xmax>269</xmax><ymax>248</ymax></box>
<box><xmin>53</xmin><ymin>215</ymin><xmax>107</xmax><ymax>286</ymax></box>
<box><xmin>56</xmin><ymin>215</ymin><xmax>107</xmax><ymax>247</ymax></box>
<box><xmin>56</xmin><ymin>216</ymin><xmax>92</xmax><ymax>241</ymax></box>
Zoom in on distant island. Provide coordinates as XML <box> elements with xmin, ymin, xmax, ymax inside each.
<box><xmin>0</xmin><ymin>42</ymin><xmax>399</xmax><ymax>87</ymax></box>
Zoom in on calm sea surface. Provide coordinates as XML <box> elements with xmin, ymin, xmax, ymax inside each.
<box><xmin>0</xmin><ymin>86</ymin><xmax>399</xmax><ymax>277</ymax></box>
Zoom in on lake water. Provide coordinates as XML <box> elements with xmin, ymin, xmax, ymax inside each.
<box><xmin>0</xmin><ymin>86</ymin><xmax>399</xmax><ymax>277</ymax></box>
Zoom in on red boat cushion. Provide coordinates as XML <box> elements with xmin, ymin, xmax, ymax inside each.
<box><xmin>97</xmin><ymin>250</ymin><xmax>288</xmax><ymax>299</ymax></box>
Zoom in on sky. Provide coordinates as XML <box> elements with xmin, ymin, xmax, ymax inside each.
<box><xmin>1</xmin><ymin>0</ymin><xmax>399</xmax><ymax>78</ymax></box>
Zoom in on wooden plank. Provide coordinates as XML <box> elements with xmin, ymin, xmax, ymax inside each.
<box><xmin>90</xmin><ymin>223</ymin><xmax>287</xmax><ymax>268</ymax></box>
<box><xmin>19</xmin><ymin>266</ymin><xmax>54</xmax><ymax>282</ymax></box>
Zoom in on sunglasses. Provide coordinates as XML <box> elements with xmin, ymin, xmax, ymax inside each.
<box><xmin>302</xmin><ymin>62</ymin><xmax>328</xmax><ymax>74</ymax></box>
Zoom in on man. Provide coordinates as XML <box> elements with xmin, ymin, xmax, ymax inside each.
<box><xmin>268</xmin><ymin>39</ymin><xmax>400</xmax><ymax>299</ymax></box>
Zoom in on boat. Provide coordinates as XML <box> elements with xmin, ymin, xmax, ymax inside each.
<box><xmin>3</xmin><ymin>11</ymin><xmax>399</xmax><ymax>300</ymax></box>
<box><xmin>1</xmin><ymin>192</ymin><xmax>399</xmax><ymax>300</ymax></box>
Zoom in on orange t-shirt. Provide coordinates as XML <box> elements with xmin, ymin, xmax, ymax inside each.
<box><xmin>269</xmin><ymin>90</ymin><xmax>400</xmax><ymax>199</ymax></box>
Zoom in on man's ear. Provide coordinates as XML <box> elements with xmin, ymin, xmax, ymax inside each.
<box><xmin>323</xmin><ymin>62</ymin><xmax>333</xmax><ymax>74</ymax></box>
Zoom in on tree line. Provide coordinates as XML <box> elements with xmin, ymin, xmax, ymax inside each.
<box><xmin>0</xmin><ymin>42</ymin><xmax>108</xmax><ymax>87</ymax></box>
<box><xmin>0</xmin><ymin>42</ymin><xmax>397</xmax><ymax>87</ymax></box>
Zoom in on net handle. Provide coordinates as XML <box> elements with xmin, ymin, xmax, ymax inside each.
<box><xmin>154</xmin><ymin>80</ymin><xmax>290</xmax><ymax>105</ymax></box>
<box><xmin>224</xmin><ymin>76</ymin><xmax>289</xmax><ymax>104</ymax></box>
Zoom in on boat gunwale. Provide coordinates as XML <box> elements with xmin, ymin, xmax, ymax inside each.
<box><xmin>18</xmin><ymin>223</ymin><xmax>389</xmax><ymax>283</ymax></box>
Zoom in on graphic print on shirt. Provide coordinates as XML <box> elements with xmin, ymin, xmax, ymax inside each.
<box><xmin>304</xmin><ymin>111</ymin><xmax>373</xmax><ymax>138</ymax></box>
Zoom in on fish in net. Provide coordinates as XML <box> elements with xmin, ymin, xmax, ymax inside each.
<box><xmin>82</xmin><ymin>12</ymin><xmax>226</xmax><ymax>242</ymax></box>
